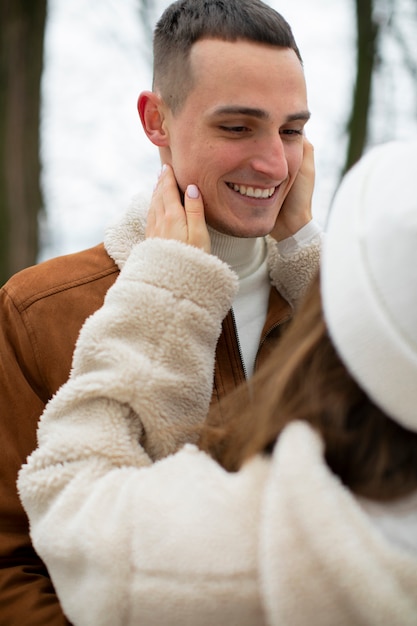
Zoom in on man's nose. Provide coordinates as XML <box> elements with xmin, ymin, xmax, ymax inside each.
<box><xmin>250</xmin><ymin>134</ymin><xmax>288</xmax><ymax>181</ymax></box>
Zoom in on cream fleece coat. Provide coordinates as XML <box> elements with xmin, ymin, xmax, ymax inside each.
<box><xmin>18</xmin><ymin>207</ymin><xmax>417</xmax><ymax>626</ymax></box>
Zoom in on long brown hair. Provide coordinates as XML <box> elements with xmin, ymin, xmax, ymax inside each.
<box><xmin>200</xmin><ymin>273</ymin><xmax>417</xmax><ymax>501</ymax></box>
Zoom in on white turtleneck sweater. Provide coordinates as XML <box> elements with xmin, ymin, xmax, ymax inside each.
<box><xmin>209</xmin><ymin>220</ymin><xmax>322</xmax><ymax>377</ymax></box>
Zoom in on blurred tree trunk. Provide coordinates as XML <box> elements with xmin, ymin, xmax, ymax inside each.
<box><xmin>0</xmin><ymin>0</ymin><xmax>46</xmax><ymax>285</ymax></box>
<box><xmin>342</xmin><ymin>0</ymin><xmax>379</xmax><ymax>174</ymax></box>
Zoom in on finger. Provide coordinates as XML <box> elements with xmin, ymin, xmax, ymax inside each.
<box><xmin>161</xmin><ymin>165</ymin><xmax>185</xmax><ymax>221</ymax></box>
<box><xmin>148</xmin><ymin>164</ymin><xmax>189</xmax><ymax>241</ymax></box>
<box><xmin>300</xmin><ymin>137</ymin><xmax>315</xmax><ymax>180</ymax></box>
<box><xmin>303</xmin><ymin>135</ymin><xmax>314</xmax><ymax>151</ymax></box>
<box><xmin>159</xmin><ymin>165</ymin><xmax>191</xmax><ymax>242</ymax></box>
<box><xmin>146</xmin><ymin>168</ymin><xmax>165</xmax><ymax>238</ymax></box>
<box><xmin>270</xmin><ymin>138</ymin><xmax>315</xmax><ymax>240</ymax></box>
<box><xmin>184</xmin><ymin>184</ymin><xmax>211</xmax><ymax>253</ymax></box>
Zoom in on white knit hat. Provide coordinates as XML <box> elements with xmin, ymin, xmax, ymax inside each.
<box><xmin>322</xmin><ymin>140</ymin><xmax>417</xmax><ymax>433</ymax></box>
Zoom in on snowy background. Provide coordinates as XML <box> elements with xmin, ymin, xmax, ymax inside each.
<box><xmin>39</xmin><ymin>0</ymin><xmax>417</xmax><ymax>261</ymax></box>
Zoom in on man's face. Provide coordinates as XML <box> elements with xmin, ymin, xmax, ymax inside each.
<box><xmin>160</xmin><ymin>39</ymin><xmax>309</xmax><ymax>237</ymax></box>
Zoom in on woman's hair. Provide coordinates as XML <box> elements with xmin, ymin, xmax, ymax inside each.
<box><xmin>153</xmin><ymin>0</ymin><xmax>302</xmax><ymax>113</ymax></box>
<box><xmin>200</xmin><ymin>272</ymin><xmax>417</xmax><ymax>501</ymax></box>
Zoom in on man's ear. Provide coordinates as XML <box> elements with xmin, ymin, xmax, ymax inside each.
<box><xmin>137</xmin><ymin>91</ymin><xmax>169</xmax><ymax>147</ymax></box>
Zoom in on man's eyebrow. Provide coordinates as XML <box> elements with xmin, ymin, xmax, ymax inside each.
<box><xmin>211</xmin><ymin>106</ymin><xmax>270</xmax><ymax>119</ymax></box>
<box><xmin>210</xmin><ymin>106</ymin><xmax>311</xmax><ymax>122</ymax></box>
<box><xmin>285</xmin><ymin>111</ymin><xmax>311</xmax><ymax>122</ymax></box>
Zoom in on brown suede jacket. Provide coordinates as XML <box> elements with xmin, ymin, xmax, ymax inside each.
<box><xmin>0</xmin><ymin>240</ymin><xmax>291</xmax><ymax>625</ymax></box>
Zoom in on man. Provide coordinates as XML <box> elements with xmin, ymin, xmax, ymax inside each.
<box><xmin>1</xmin><ymin>1</ymin><xmax>320</xmax><ymax>623</ymax></box>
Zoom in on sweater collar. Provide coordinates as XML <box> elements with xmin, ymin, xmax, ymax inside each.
<box><xmin>208</xmin><ymin>226</ymin><xmax>266</xmax><ymax>280</ymax></box>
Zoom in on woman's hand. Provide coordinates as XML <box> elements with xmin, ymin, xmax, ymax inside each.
<box><xmin>271</xmin><ymin>137</ymin><xmax>315</xmax><ymax>241</ymax></box>
<box><xmin>146</xmin><ymin>164</ymin><xmax>211</xmax><ymax>253</ymax></box>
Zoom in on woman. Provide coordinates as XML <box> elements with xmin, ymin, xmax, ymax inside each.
<box><xmin>18</xmin><ymin>141</ymin><xmax>417</xmax><ymax>626</ymax></box>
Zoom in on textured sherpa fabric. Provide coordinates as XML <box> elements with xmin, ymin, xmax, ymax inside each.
<box><xmin>34</xmin><ymin>237</ymin><xmax>239</xmax><ymax>470</ymax></box>
<box><xmin>260</xmin><ymin>421</ymin><xmax>417</xmax><ymax>626</ymax></box>
<box><xmin>18</xmin><ymin>225</ymin><xmax>417</xmax><ymax>626</ymax></box>
<box><xmin>104</xmin><ymin>196</ymin><xmax>322</xmax><ymax>309</ymax></box>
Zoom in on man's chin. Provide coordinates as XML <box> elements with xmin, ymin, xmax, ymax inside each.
<box><xmin>207</xmin><ymin>217</ymin><xmax>276</xmax><ymax>239</ymax></box>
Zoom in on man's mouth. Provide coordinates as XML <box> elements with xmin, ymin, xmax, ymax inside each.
<box><xmin>227</xmin><ymin>183</ymin><xmax>276</xmax><ymax>199</ymax></box>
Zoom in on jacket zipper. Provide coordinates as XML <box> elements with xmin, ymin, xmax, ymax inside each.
<box><xmin>231</xmin><ymin>309</ymin><xmax>292</xmax><ymax>379</ymax></box>
<box><xmin>230</xmin><ymin>307</ymin><xmax>248</xmax><ymax>379</ymax></box>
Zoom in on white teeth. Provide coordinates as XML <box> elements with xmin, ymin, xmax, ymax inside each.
<box><xmin>230</xmin><ymin>183</ymin><xmax>275</xmax><ymax>198</ymax></box>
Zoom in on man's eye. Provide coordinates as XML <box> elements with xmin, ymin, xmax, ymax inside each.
<box><xmin>281</xmin><ymin>128</ymin><xmax>303</xmax><ymax>136</ymax></box>
<box><xmin>220</xmin><ymin>126</ymin><xmax>249</xmax><ymax>133</ymax></box>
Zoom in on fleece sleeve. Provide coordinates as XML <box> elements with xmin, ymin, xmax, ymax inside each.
<box><xmin>268</xmin><ymin>219</ymin><xmax>323</xmax><ymax>308</ymax></box>
<box><xmin>18</xmin><ymin>239</ymin><xmax>277</xmax><ymax>626</ymax></box>
<box><xmin>18</xmin><ymin>236</ymin><xmax>237</xmax><ymax>518</ymax></box>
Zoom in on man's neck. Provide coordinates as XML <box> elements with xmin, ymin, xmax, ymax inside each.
<box><xmin>208</xmin><ymin>226</ymin><xmax>266</xmax><ymax>279</ymax></box>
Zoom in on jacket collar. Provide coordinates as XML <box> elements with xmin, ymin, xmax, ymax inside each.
<box><xmin>104</xmin><ymin>195</ymin><xmax>149</xmax><ymax>270</ymax></box>
<box><xmin>104</xmin><ymin>196</ymin><xmax>280</xmax><ymax>281</ymax></box>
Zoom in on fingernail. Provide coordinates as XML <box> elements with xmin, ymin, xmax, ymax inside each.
<box><xmin>186</xmin><ymin>184</ymin><xmax>199</xmax><ymax>199</ymax></box>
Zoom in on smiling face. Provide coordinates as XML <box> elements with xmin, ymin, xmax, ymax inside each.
<box><xmin>156</xmin><ymin>39</ymin><xmax>309</xmax><ymax>237</ymax></box>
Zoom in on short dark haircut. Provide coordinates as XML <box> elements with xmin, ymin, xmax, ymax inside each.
<box><xmin>153</xmin><ymin>0</ymin><xmax>302</xmax><ymax>112</ymax></box>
